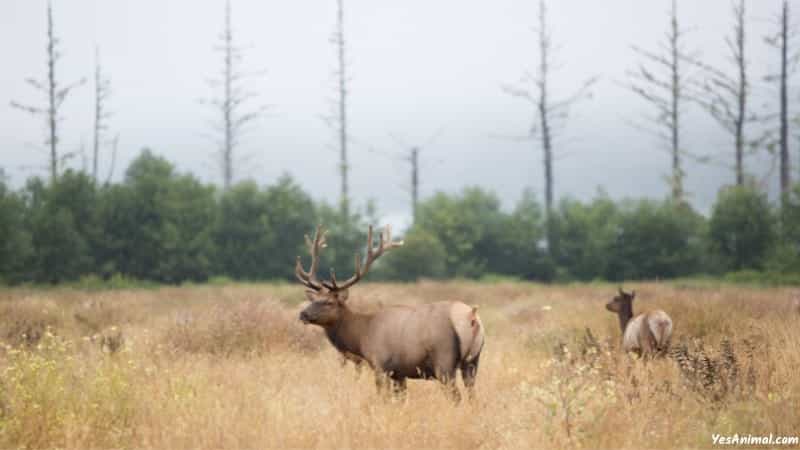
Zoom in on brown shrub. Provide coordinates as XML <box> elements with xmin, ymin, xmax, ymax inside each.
<box><xmin>0</xmin><ymin>298</ymin><xmax>63</xmax><ymax>347</ymax></box>
<box><xmin>160</xmin><ymin>299</ymin><xmax>323</xmax><ymax>357</ymax></box>
<box><xmin>72</xmin><ymin>298</ymin><xmax>128</xmax><ymax>334</ymax></box>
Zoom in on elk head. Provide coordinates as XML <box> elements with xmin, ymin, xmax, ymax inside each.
<box><xmin>606</xmin><ymin>287</ymin><xmax>635</xmax><ymax>313</ymax></box>
<box><xmin>296</xmin><ymin>225</ymin><xmax>403</xmax><ymax>327</ymax></box>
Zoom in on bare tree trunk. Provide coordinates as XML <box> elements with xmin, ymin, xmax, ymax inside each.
<box><xmin>93</xmin><ymin>58</ymin><xmax>100</xmax><ymax>182</ymax></box>
<box><xmin>10</xmin><ymin>1</ymin><xmax>83</xmax><ymax>184</ymax></box>
<box><xmin>669</xmin><ymin>0</ymin><xmax>683</xmax><ymax>201</ymax></box>
<box><xmin>47</xmin><ymin>2</ymin><xmax>57</xmax><ymax>183</ymax></box>
<box><xmin>203</xmin><ymin>0</ymin><xmax>266</xmax><ymax>190</ymax></box>
<box><xmin>626</xmin><ymin>0</ymin><xmax>699</xmax><ymax>203</ymax></box>
<box><xmin>92</xmin><ymin>47</ymin><xmax>112</xmax><ymax>185</ymax></box>
<box><xmin>335</xmin><ymin>0</ymin><xmax>350</xmax><ymax>218</ymax></box>
<box><xmin>502</xmin><ymin>0</ymin><xmax>595</xmax><ymax>255</ymax></box>
<box><xmin>105</xmin><ymin>134</ymin><xmax>120</xmax><ymax>185</ymax></box>
<box><xmin>693</xmin><ymin>0</ymin><xmax>761</xmax><ymax>186</ymax></box>
<box><xmin>223</xmin><ymin>0</ymin><xmax>234</xmax><ymax>190</ymax></box>
<box><xmin>734</xmin><ymin>1</ymin><xmax>746</xmax><ymax>186</ymax></box>
<box><xmin>411</xmin><ymin>147</ymin><xmax>419</xmax><ymax>224</ymax></box>
<box><xmin>538</xmin><ymin>1</ymin><xmax>553</xmax><ymax>223</ymax></box>
<box><xmin>779</xmin><ymin>0</ymin><xmax>790</xmax><ymax>196</ymax></box>
<box><xmin>765</xmin><ymin>0</ymin><xmax>798</xmax><ymax>201</ymax></box>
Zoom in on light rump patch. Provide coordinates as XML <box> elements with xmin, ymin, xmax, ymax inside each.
<box><xmin>607</xmin><ymin>287</ymin><xmax>673</xmax><ymax>356</ymax></box>
<box><xmin>450</xmin><ymin>302</ymin><xmax>484</xmax><ymax>363</ymax></box>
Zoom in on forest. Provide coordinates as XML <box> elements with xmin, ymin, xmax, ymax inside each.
<box><xmin>2</xmin><ymin>0</ymin><xmax>800</xmax><ymax>286</ymax></box>
<box><xmin>1</xmin><ymin>150</ymin><xmax>798</xmax><ymax>285</ymax></box>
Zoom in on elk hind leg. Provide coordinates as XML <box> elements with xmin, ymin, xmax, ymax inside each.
<box><xmin>390</xmin><ymin>375</ymin><xmax>407</xmax><ymax>400</ymax></box>
<box><xmin>434</xmin><ymin>360</ymin><xmax>461</xmax><ymax>403</ymax></box>
<box><xmin>374</xmin><ymin>371</ymin><xmax>392</xmax><ymax>396</ymax></box>
<box><xmin>460</xmin><ymin>354</ymin><xmax>481</xmax><ymax>401</ymax></box>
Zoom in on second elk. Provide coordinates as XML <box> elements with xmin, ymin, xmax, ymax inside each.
<box><xmin>296</xmin><ymin>225</ymin><xmax>485</xmax><ymax>401</ymax></box>
<box><xmin>605</xmin><ymin>288</ymin><xmax>672</xmax><ymax>357</ymax></box>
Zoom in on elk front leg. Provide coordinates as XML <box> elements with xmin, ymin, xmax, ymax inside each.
<box><xmin>439</xmin><ymin>374</ymin><xmax>461</xmax><ymax>404</ymax></box>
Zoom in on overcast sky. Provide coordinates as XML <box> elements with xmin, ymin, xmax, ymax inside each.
<box><xmin>0</xmin><ymin>0</ymin><xmax>794</xmax><ymax>226</ymax></box>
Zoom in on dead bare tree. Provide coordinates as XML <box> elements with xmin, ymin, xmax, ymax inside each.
<box><xmin>366</xmin><ymin>129</ymin><xmax>445</xmax><ymax>225</ymax></box>
<box><xmin>10</xmin><ymin>1</ymin><xmax>84</xmax><ymax>183</ymax></box>
<box><xmin>503</xmin><ymin>0</ymin><xmax>595</xmax><ymax>253</ymax></box>
<box><xmin>324</xmin><ymin>0</ymin><xmax>352</xmax><ymax>218</ymax></box>
<box><xmin>105</xmin><ymin>134</ymin><xmax>120</xmax><ymax>185</ymax></box>
<box><xmin>765</xmin><ymin>0</ymin><xmax>800</xmax><ymax>199</ymax></box>
<box><xmin>202</xmin><ymin>0</ymin><xmax>267</xmax><ymax>190</ymax></box>
<box><xmin>92</xmin><ymin>47</ymin><xmax>112</xmax><ymax>185</ymax></box>
<box><xmin>693</xmin><ymin>0</ymin><xmax>767</xmax><ymax>186</ymax></box>
<box><xmin>625</xmin><ymin>0</ymin><xmax>703</xmax><ymax>203</ymax></box>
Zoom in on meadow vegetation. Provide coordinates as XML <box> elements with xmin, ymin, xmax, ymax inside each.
<box><xmin>0</xmin><ymin>282</ymin><xmax>797</xmax><ymax>449</ymax></box>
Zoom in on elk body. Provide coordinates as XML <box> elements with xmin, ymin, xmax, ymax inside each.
<box><xmin>605</xmin><ymin>288</ymin><xmax>672</xmax><ymax>356</ymax></box>
<box><xmin>296</xmin><ymin>225</ymin><xmax>484</xmax><ymax>401</ymax></box>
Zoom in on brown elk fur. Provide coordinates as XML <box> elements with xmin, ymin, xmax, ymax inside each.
<box><xmin>296</xmin><ymin>226</ymin><xmax>485</xmax><ymax>401</ymax></box>
<box><xmin>606</xmin><ymin>288</ymin><xmax>672</xmax><ymax>356</ymax></box>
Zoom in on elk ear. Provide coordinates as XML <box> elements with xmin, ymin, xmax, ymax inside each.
<box><xmin>630</xmin><ymin>290</ymin><xmax>636</xmax><ymax>299</ymax></box>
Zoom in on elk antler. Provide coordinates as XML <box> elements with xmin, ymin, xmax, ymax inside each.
<box><xmin>323</xmin><ymin>225</ymin><xmax>404</xmax><ymax>291</ymax></box>
<box><xmin>295</xmin><ymin>225</ymin><xmax>328</xmax><ymax>291</ymax></box>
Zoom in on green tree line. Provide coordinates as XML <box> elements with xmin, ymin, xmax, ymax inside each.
<box><xmin>1</xmin><ymin>149</ymin><xmax>799</xmax><ymax>285</ymax></box>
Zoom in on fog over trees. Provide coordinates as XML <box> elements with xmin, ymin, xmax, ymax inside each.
<box><xmin>1</xmin><ymin>0</ymin><xmax>799</xmax><ymax>284</ymax></box>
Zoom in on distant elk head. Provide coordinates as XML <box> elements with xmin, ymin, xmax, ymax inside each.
<box><xmin>296</xmin><ymin>225</ymin><xmax>403</xmax><ymax>326</ymax></box>
<box><xmin>606</xmin><ymin>287</ymin><xmax>636</xmax><ymax>315</ymax></box>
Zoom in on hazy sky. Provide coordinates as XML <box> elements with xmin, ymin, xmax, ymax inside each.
<box><xmin>0</xmin><ymin>0</ymin><xmax>793</xmax><ymax>226</ymax></box>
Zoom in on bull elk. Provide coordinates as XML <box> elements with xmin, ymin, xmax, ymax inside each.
<box><xmin>605</xmin><ymin>288</ymin><xmax>672</xmax><ymax>356</ymax></box>
<box><xmin>295</xmin><ymin>225</ymin><xmax>485</xmax><ymax>401</ymax></box>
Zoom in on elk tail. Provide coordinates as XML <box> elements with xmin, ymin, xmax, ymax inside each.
<box><xmin>451</xmin><ymin>303</ymin><xmax>485</xmax><ymax>364</ymax></box>
<box><xmin>652</xmin><ymin>317</ymin><xmax>671</xmax><ymax>348</ymax></box>
<box><xmin>464</xmin><ymin>305</ymin><xmax>484</xmax><ymax>363</ymax></box>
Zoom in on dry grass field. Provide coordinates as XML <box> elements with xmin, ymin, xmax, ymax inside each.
<box><xmin>0</xmin><ymin>281</ymin><xmax>798</xmax><ymax>449</ymax></box>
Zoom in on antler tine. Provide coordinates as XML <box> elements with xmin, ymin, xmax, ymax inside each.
<box><xmin>365</xmin><ymin>225</ymin><xmax>375</xmax><ymax>260</ymax></box>
<box><xmin>382</xmin><ymin>225</ymin><xmax>404</xmax><ymax>250</ymax></box>
<box><xmin>295</xmin><ymin>225</ymin><xmax>327</xmax><ymax>291</ymax></box>
<box><xmin>329</xmin><ymin>268</ymin><xmax>338</xmax><ymax>289</ymax></box>
<box><xmin>335</xmin><ymin>225</ymin><xmax>404</xmax><ymax>291</ymax></box>
<box><xmin>354</xmin><ymin>252</ymin><xmax>362</xmax><ymax>276</ymax></box>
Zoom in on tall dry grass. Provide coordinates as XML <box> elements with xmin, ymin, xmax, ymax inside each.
<box><xmin>0</xmin><ymin>282</ymin><xmax>798</xmax><ymax>449</ymax></box>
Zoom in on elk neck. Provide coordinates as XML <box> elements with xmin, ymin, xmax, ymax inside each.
<box><xmin>616</xmin><ymin>302</ymin><xmax>634</xmax><ymax>334</ymax></box>
<box><xmin>324</xmin><ymin>306</ymin><xmax>373</xmax><ymax>359</ymax></box>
